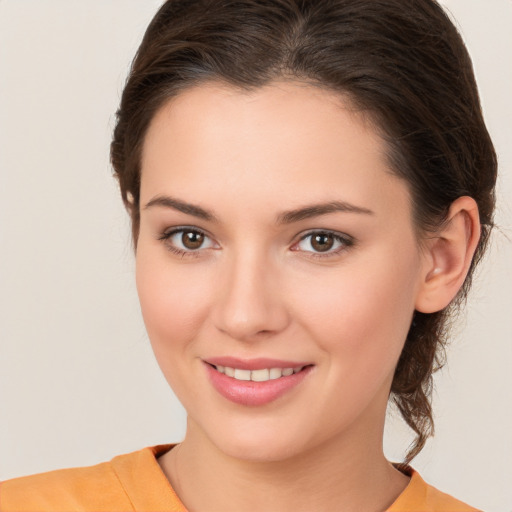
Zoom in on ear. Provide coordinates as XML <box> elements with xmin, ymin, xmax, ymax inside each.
<box><xmin>415</xmin><ymin>196</ymin><xmax>481</xmax><ymax>314</ymax></box>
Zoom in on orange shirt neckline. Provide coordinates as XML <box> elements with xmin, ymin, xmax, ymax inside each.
<box><xmin>109</xmin><ymin>444</ymin><xmax>478</xmax><ymax>512</ymax></box>
<box><xmin>1</xmin><ymin>444</ymin><xmax>480</xmax><ymax>511</ymax></box>
<box><xmin>110</xmin><ymin>444</ymin><xmax>186</xmax><ymax>511</ymax></box>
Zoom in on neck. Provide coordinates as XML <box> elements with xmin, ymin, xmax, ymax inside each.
<box><xmin>158</xmin><ymin>419</ymin><xmax>409</xmax><ymax>512</ymax></box>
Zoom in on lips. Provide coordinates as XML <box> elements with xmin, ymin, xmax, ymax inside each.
<box><xmin>204</xmin><ymin>357</ymin><xmax>313</xmax><ymax>406</ymax></box>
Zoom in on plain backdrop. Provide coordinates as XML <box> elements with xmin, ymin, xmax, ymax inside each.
<box><xmin>0</xmin><ymin>1</ymin><xmax>511</xmax><ymax>511</ymax></box>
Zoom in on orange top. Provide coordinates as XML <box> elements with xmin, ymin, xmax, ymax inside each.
<box><xmin>0</xmin><ymin>445</ymin><xmax>480</xmax><ymax>512</ymax></box>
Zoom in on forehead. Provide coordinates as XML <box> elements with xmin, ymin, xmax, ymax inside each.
<box><xmin>140</xmin><ymin>81</ymin><xmax>411</xmax><ymax>225</ymax></box>
<box><xmin>143</xmin><ymin>81</ymin><xmax>378</xmax><ymax>163</ymax></box>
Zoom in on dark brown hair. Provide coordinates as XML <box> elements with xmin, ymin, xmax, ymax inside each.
<box><xmin>111</xmin><ymin>0</ymin><xmax>497</xmax><ymax>462</ymax></box>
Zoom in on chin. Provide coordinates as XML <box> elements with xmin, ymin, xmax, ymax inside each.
<box><xmin>220</xmin><ymin>437</ymin><xmax>303</xmax><ymax>463</ymax></box>
<box><xmin>198</xmin><ymin>417</ymin><xmax>315</xmax><ymax>464</ymax></box>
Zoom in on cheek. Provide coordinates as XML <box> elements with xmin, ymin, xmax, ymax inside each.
<box><xmin>290</xmin><ymin>251</ymin><xmax>420</xmax><ymax>369</ymax></box>
<box><xmin>135</xmin><ymin>249</ymin><xmax>212</xmax><ymax>357</ymax></box>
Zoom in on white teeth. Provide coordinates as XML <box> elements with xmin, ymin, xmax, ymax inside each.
<box><xmin>234</xmin><ymin>369</ymin><xmax>251</xmax><ymax>381</ymax></box>
<box><xmin>215</xmin><ymin>365</ymin><xmax>305</xmax><ymax>382</ymax></box>
<box><xmin>251</xmin><ymin>369</ymin><xmax>270</xmax><ymax>382</ymax></box>
<box><xmin>269</xmin><ymin>368</ymin><xmax>282</xmax><ymax>380</ymax></box>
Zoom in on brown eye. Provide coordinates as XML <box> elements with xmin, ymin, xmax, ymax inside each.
<box><xmin>294</xmin><ymin>230</ymin><xmax>353</xmax><ymax>258</ymax></box>
<box><xmin>311</xmin><ymin>233</ymin><xmax>334</xmax><ymax>252</ymax></box>
<box><xmin>159</xmin><ymin>227</ymin><xmax>217</xmax><ymax>257</ymax></box>
<box><xmin>182</xmin><ymin>230</ymin><xmax>204</xmax><ymax>250</ymax></box>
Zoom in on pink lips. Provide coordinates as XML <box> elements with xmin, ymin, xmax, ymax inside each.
<box><xmin>204</xmin><ymin>357</ymin><xmax>313</xmax><ymax>407</ymax></box>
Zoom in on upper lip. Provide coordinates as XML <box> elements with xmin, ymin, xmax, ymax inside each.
<box><xmin>204</xmin><ymin>356</ymin><xmax>312</xmax><ymax>371</ymax></box>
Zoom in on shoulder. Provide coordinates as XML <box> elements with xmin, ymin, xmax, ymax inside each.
<box><xmin>0</xmin><ymin>445</ymin><xmax>177</xmax><ymax>512</ymax></box>
<box><xmin>388</xmin><ymin>466</ymin><xmax>481</xmax><ymax>512</ymax></box>
<box><xmin>0</xmin><ymin>458</ymin><xmax>130</xmax><ymax>512</ymax></box>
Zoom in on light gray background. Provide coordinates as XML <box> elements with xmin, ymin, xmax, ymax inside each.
<box><xmin>0</xmin><ymin>1</ymin><xmax>511</xmax><ymax>511</ymax></box>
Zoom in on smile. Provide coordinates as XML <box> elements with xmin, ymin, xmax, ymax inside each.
<box><xmin>204</xmin><ymin>359</ymin><xmax>313</xmax><ymax>406</ymax></box>
<box><xmin>213</xmin><ymin>365</ymin><xmax>306</xmax><ymax>382</ymax></box>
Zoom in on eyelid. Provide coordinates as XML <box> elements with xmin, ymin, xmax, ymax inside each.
<box><xmin>159</xmin><ymin>225</ymin><xmax>212</xmax><ymax>239</ymax></box>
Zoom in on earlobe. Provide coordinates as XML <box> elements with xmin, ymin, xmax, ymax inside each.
<box><xmin>415</xmin><ymin>196</ymin><xmax>481</xmax><ymax>314</ymax></box>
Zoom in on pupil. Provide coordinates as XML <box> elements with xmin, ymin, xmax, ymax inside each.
<box><xmin>183</xmin><ymin>231</ymin><xmax>204</xmax><ymax>249</ymax></box>
<box><xmin>312</xmin><ymin>234</ymin><xmax>333</xmax><ymax>252</ymax></box>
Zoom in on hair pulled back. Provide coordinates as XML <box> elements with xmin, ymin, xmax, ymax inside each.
<box><xmin>111</xmin><ymin>0</ymin><xmax>497</xmax><ymax>463</ymax></box>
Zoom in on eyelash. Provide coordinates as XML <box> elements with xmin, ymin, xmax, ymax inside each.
<box><xmin>158</xmin><ymin>227</ymin><xmax>354</xmax><ymax>260</ymax></box>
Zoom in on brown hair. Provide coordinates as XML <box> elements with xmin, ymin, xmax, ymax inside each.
<box><xmin>111</xmin><ymin>0</ymin><xmax>497</xmax><ymax>463</ymax></box>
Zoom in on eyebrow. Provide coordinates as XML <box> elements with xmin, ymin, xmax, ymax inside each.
<box><xmin>144</xmin><ymin>195</ymin><xmax>374</xmax><ymax>224</ymax></box>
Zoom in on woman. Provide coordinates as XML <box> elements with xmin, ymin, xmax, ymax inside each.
<box><xmin>0</xmin><ymin>0</ymin><xmax>501</xmax><ymax>510</ymax></box>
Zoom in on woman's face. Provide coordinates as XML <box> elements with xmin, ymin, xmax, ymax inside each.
<box><xmin>136</xmin><ymin>81</ymin><xmax>429</xmax><ymax>461</ymax></box>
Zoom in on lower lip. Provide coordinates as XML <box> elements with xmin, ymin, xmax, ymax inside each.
<box><xmin>205</xmin><ymin>363</ymin><xmax>313</xmax><ymax>406</ymax></box>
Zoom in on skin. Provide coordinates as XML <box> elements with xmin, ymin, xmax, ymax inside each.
<box><xmin>135</xmin><ymin>81</ymin><xmax>480</xmax><ymax>512</ymax></box>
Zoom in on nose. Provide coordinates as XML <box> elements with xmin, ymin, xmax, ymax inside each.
<box><xmin>212</xmin><ymin>247</ymin><xmax>290</xmax><ymax>342</ymax></box>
